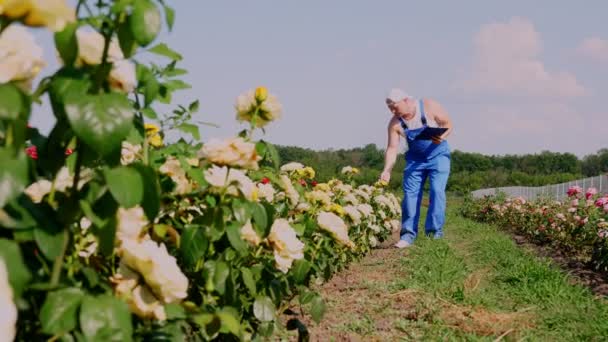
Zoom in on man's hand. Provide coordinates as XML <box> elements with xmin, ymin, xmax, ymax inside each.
<box><xmin>380</xmin><ymin>171</ymin><xmax>391</xmax><ymax>183</ymax></box>
<box><xmin>431</xmin><ymin>135</ymin><xmax>443</xmax><ymax>144</ymax></box>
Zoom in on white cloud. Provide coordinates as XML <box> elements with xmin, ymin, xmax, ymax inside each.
<box><xmin>456</xmin><ymin>17</ymin><xmax>586</xmax><ymax>98</ymax></box>
<box><xmin>576</xmin><ymin>37</ymin><xmax>608</xmax><ymax>63</ymax></box>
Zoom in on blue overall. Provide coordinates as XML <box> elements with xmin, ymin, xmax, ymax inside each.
<box><xmin>398</xmin><ymin>100</ymin><xmax>451</xmax><ymax>243</ymax></box>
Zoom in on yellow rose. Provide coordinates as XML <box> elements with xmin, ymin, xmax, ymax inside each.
<box><xmin>255</xmin><ymin>86</ymin><xmax>268</xmax><ymax>102</ymax></box>
<box><xmin>23</xmin><ymin>0</ymin><xmax>75</xmax><ymax>32</ymax></box>
<box><xmin>148</xmin><ymin>134</ymin><xmax>163</xmax><ymax>148</ymax></box>
<box><xmin>328</xmin><ymin>203</ymin><xmax>345</xmax><ymax>216</ymax></box>
<box><xmin>0</xmin><ymin>0</ymin><xmax>75</xmax><ymax>32</ymax></box>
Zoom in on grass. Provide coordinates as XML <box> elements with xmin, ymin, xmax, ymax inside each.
<box><xmin>280</xmin><ymin>200</ymin><xmax>608</xmax><ymax>341</ymax></box>
<box><xmin>389</xmin><ymin>204</ymin><xmax>608</xmax><ymax>340</ymax></box>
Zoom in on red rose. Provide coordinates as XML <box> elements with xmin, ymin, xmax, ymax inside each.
<box><xmin>299</xmin><ymin>179</ymin><xmax>306</xmax><ymax>186</ymax></box>
<box><xmin>261</xmin><ymin>177</ymin><xmax>270</xmax><ymax>184</ymax></box>
<box><xmin>311</xmin><ymin>180</ymin><xmax>318</xmax><ymax>187</ymax></box>
<box><xmin>25</xmin><ymin>146</ymin><xmax>38</xmax><ymax>160</ymax></box>
<box><xmin>65</xmin><ymin>148</ymin><xmax>73</xmax><ymax>156</ymax></box>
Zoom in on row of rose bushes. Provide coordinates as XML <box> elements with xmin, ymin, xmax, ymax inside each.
<box><xmin>460</xmin><ymin>186</ymin><xmax>608</xmax><ymax>270</ymax></box>
<box><xmin>0</xmin><ymin>1</ymin><xmax>402</xmax><ymax>340</ymax></box>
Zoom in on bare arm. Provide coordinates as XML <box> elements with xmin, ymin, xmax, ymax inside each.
<box><xmin>380</xmin><ymin>118</ymin><xmax>401</xmax><ymax>181</ymax></box>
<box><xmin>425</xmin><ymin>99</ymin><xmax>453</xmax><ymax>143</ymax></box>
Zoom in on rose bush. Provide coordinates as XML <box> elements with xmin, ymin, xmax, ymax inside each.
<box><xmin>0</xmin><ymin>1</ymin><xmax>401</xmax><ymax>340</ymax></box>
<box><xmin>461</xmin><ymin>186</ymin><xmax>608</xmax><ymax>270</ymax></box>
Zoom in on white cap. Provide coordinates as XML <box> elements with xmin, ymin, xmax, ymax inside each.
<box><xmin>386</xmin><ymin>88</ymin><xmax>411</xmax><ymax>103</ymax></box>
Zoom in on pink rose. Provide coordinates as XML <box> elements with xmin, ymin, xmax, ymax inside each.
<box><xmin>586</xmin><ymin>187</ymin><xmax>598</xmax><ymax>200</ymax></box>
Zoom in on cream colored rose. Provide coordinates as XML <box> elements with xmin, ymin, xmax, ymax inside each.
<box><xmin>305</xmin><ymin>190</ymin><xmax>332</xmax><ymax>207</ymax></box>
<box><xmin>369</xmin><ymin>235</ymin><xmax>378</xmax><ymax>248</ymax></box>
<box><xmin>229</xmin><ymin>169</ymin><xmax>258</xmax><ymax>201</ymax></box>
<box><xmin>235</xmin><ymin>88</ymin><xmax>282</xmax><ymax>128</ymax></box>
<box><xmin>317</xmin><ymin>211</ymin><xmax>354</xmax><ymax>249</ymax></box>
<box><xmin>75</xmin><ymin>28</ymin><xmax>124</xmax><ymax>65</ymax></box>
<box><xmin>205</xmin><ymin>166</ymin><xmax>258</xmax><ymax>201</ymax></box>
<box><xmin>198</xmin><ymin>137</ymin><xmax>260</xmax><ymax>170</ymax></box>
<box><xmin>356</xmin><ymin>204</ymin><xmax>373</xmax><ymax>218</ymax></box>
<box><xmin>0</xmin><ymin>258</ymin><xmax>17</xmax><ymax>342</ymax></box>
<box><xmin>74</xmin><ymin>27</ymin><xmax>136</xmax><ymax>93</ymax></box>
<box><xmin>119</xmin><ymin>238</ymin><xmax>189</xmax><ymax>304</ymax></box>
<box><xmin>0</xmin><ymin>24</ymin><xmax>45</xmax><ymax>83</ymax></box>
<box><xmin>341</xmin><ymin>166</ymin><xmax>359</xmax><ymax>175</ymax></box>
<box><xmin>343</xmin><ymin>205</ymin><xmax>362</xmax><ymax>225</ymax></box>
<box><xmin>257</xmin><ymin>183</ymin><xmax>275</xmax><ymax>203</ymax></box>
<box><xmin>334</xmin><ymin>183</ymin><xmax>353</xmax><ymax>194</ymax></box>
<box><xmin>235</xmin><ymin>90</ymin><xmax>256</xmax><ymax>118</ymax></box>
<box><xmin>267</xmin><ymin>219</ymin><xmax>305</xmax><ymax>273</ymax></box>
<box><xmin>343</xmin><ymin>193</ymin><xmax>359</xmax><ymax>205</ymax></box>
<box><xmin>24</xmin><ymin>167</ymin><xmax>91</xmax><ymax>203</ymax></box>
<box><xmin>280</xmin><ymin>175</ymin><xmax>299</xmax><ymax>207</ymax></box>
<box><xmin>121</xmin><ymin>142</ymin><xmax>142</xmax><ymax>165</ymax></box>
<box><xmin>111</xmin><ymin>262</ymin><xmax>166</xmax><ymax>321</ymax></box>
<box><xmin>111</xmin><ymin>262</ymin><xmax>140</xmax><ymax>297</ymax></box>
<box><xmin>280</xmin><ymin>162</ymin><xmax>304</xmax><ymax>173</ymax></box>
<box><xmin>295</xmin><ymin>202</ymin><xmax>311</xmax><ymax>213</ymax></box>
<box><xmin>240</xmin><ymin>220</ymin><xmax>261</xmax><ymax>246</ymax></box>
<box><xmin>24</xmin><ymin>179</ymin><xmax>52</xmax><ymax>203</ymax></box>
<box><xmin>354</xmin><ymin>189</ymin><xmax>371</xmax><ymax>202</ymax></box>
<box><xmin>109</xmin><ymin>59</ymin><xmax>137</xmax><ymax>93</ymax></box>
<box><xmin>159</xmin><ymin>157</ymin><xmax>191</xmax><ymax>195</ymax></box>
<box><xmin>130</xmin><ymin>284</ymin><xmax>167</xmax><ymax>321</ymax></box>
<box><xmin>116</xmin><ymin>206</ymin><xmax>148</xmax><ymax>241</ymax></box>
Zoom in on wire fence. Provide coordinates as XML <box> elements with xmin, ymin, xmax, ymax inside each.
<box><xmin>471</xmin><ymin>174</ymin><xmax>608</xmax><ymax>201</ymax></box>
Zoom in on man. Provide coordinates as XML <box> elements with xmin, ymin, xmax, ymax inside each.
<box><xmin>380</xmin><ymin>89</ymin><xmax>453</xmax><ymax>248</ymax></box>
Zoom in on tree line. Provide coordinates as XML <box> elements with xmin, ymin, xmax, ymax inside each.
<box><xmin>273</xmin><ymin>144</ymin><xmax>608</xmax><ymax>195</ymax></box>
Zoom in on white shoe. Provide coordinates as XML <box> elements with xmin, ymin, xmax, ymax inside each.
<box><xmin>394</xmin><ymin>240</ymin><xmax>411</xmax><ymax>249</ymax></box>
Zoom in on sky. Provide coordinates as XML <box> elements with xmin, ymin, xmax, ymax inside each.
<box><xmin>29</xmin><ymin>1</ymin><xmax>608</xmax><ymax>157</ymax></box>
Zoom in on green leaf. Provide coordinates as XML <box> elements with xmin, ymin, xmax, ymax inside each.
<box><xmin>54</xmin><ymin>22</ymin><xmax>79</xmax><ymax>65</ymax></box>
<box><xmin>253</xmin><ymin>296</ymin><xmax>275</xmax><ymax>322</ymax></box>
<box><xmin>180</xmin><ymin>225</ymin><xmax>207</xmax><ymax>268</ymax></box>
<box><xmin>192</xmin><ymin>313</ymin><xmax>221</xmax><ymax>340</ymax></box>
<box><xmin>141</xmin><ymin>108</ymin><xmax>158</xmax><ymax>119</ymax></box>
<box><xmin>117</xmin><ymin>20</ymin><xmax>137</xmax><ymax>58</ymax></box>
<box><xmin>291</xmin><ymin>259</ymin><xmax>312</xmax><ymax>284</ymax></box>
<box><xmin>0</xmin><ymin>148</ymin><xmax>28</xmax><ymax>208</ymax></box>
<box><xmin>217</xmin><ymin>310</ymin><xmax>241</xmax><ymax>336</ymax></box>
<box><xmin>79</xmin><ymin>295</ymin><xmax>133</xmax><ymax>342</ymax></box>
<box><xmin>163</xmin><ymin>4</ymin><xmax>175</xmax><ymax>31</ymax></box>
<box><xmin>131</xmin><ymin>163</ymin><xmax>161</xmax><ymax>221</ymax></box>
<box><xmin>34</xmin><ymin>227</ymin><xmax>65</xmax><ymax>261</ymax></box>
<box><xmin>213</xmin><ymin>261</ymin><xmax>230</xmax><ymax>295</ymax></box>
<box><xmin>0</xmin><ymin>239</ymin><xmax>31</xmax><ymax>297</ymax></box>
<box><xmin>232</xmin><ymin>199</ymin><xmax>252</xmax><ymax>223</ymax></box>
<box><xmin>65</xmin><ymin>93</ymin><xmax>134</xmax><ymax>157</ymax></box>
<box><xmin>299</xmin><ymin>290</ymin><xmax>316</xmax><ymax>305</ymax></box>
<box><xmin>251</xmin><ymin>202</ymin><xmax>269</xmax><ymax>237</ymax></box>
<box><xmin>225</xmin><ymin>222</ymin><xmax>247</xmax><ymax>254</ymax></box>
<box><xmin>0</xmin><ymin>83</ymin><xmax>25</xmax><ymax>120</ymax></box>
<box><xmin>148</xmin><ymin>43</ymin><xmax>183</xmax><ymax>61</ymax></box>
<box><xmin>130</xmin><ymin>0</ymin><xmax>161</xmax><ymax>47</ymax></box>
<box><xmin>40</xmin><ymin>288</ymin><xmax>84</xmax><ymax>335</ymax></box>
<box><xmin>240</xmin><ymin>268</ymin><xmax>256</xmax><ymax>297</ymax></box>
<box><xmin>104</xmin><ymin>166</ymin><xmax>144</xmax><ymax>208</ymax></box>
<box><xmin>188</xmin><ymin>100</ymin><xmax>200</xmax><ymax>113</ymax></box>
<box><xmin>164</xmin><ymin>79</ymin><xmax>191</xmax><ymax>91</ymax></box>
<box><xmin>262</xmin><ymin>140</ymin><xmax>281</xmax><ymax>170</ymax></box>
<box><xmin>164</xmin><ymin>303</ymin><xmax>186</xmax><ymax>320</ymax></box>
<box><xmin>310</xmin><ymin>296</ymin><xmax>326</xmax><ymax>323</ymax></box>
<box><xmin>177</xmin><ymin>123</ymin><xmax>200</xmax><ymax>140</ymax></box>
